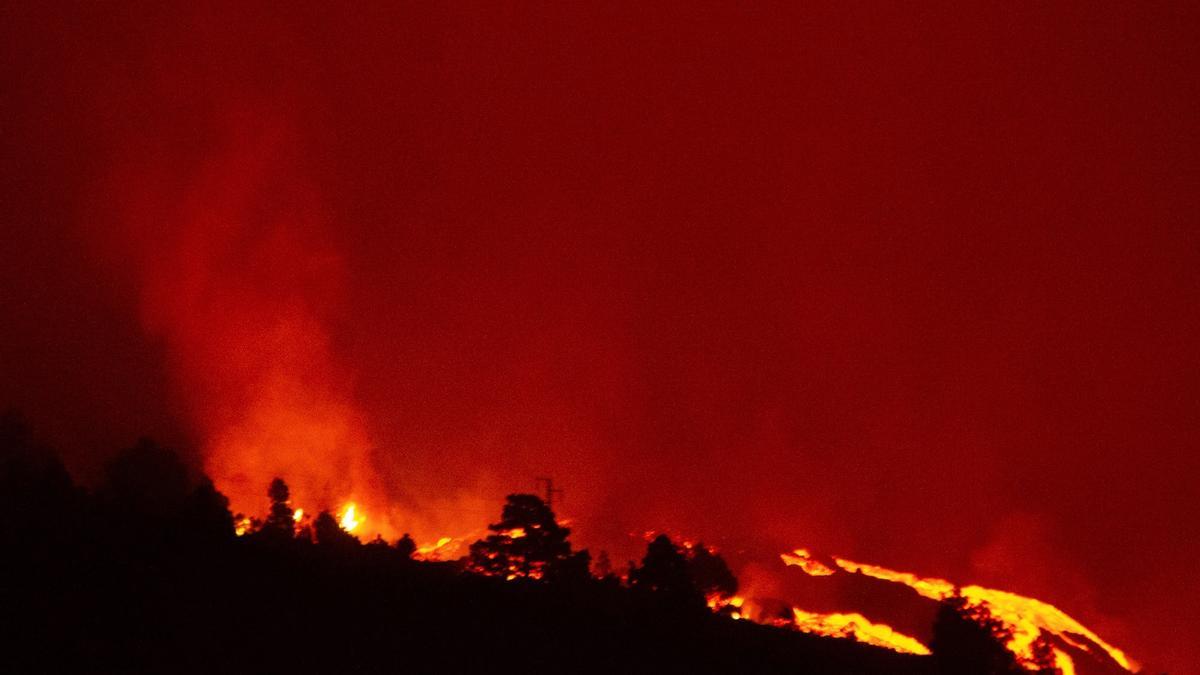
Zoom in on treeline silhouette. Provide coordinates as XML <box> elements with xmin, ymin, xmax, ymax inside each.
<box><xmin>1</xmin><ymin>412</ymin><xmax>1027</xmax><ymax>674</ymax></box>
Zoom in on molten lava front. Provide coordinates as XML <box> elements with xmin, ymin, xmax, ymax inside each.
<box><xmin>779</xmin><ymin>548</ymin><xmax>837</xmax><ymax>577</ymax></box>
<box><xmin>790</xmin><ymin>608</ymin><xmax>932</xmax><ymax>656</ymax></box>
<box><xmin>781</xmin><ymin>548</ymin><xmax>1134</xmax><ymax>674</ymax></box>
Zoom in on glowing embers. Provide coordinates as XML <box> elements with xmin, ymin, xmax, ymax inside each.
<box><xmin>791</xmin><ymin>608</ymin><xmax>932</xmax><ymax>656</ymax></box>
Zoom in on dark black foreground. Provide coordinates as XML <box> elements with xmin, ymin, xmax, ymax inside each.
<box><xmin>5</xmin><ymin>535</ymin><xmax>932</xmax><ymax>675</ymax></box>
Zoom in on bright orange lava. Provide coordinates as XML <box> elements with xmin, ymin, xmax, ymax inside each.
<box><xmin>780</xmin><ymin>548</ymin><xmax>836</xmax><ymax>576</ymax></box>
<box><xmin>780</xmin><ymin>548</ymin><xmax>1135</xmax><ymax>674</ymax></box>
<box><xmin>791</xmin><ymin>607</ymin><xmax>932</xmax><ymax>655</ymax></box>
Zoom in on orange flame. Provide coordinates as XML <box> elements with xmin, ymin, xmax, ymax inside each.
<box><xmin>707</xmin><ymin>594</ymin><xmax>748</xmax><ymax>620</ymax></box>
<box><xmin>338</xmin><ymin>503</ymin><xmax>363</xmax><ymax>533</ymax></box>
<box><xmin>234</xmin><ymin>516</ymin><xmax>253</xmax><ymax>537</ymax></box>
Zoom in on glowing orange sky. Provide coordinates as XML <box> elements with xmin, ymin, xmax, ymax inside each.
<box><xmin>2</xmin><ymin>4</ymin><xmax>1198</xmax><ymax>673</ymax></box>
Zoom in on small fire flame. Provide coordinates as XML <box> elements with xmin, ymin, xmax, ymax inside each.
<box><xmin>293</xmin><ymin>508</ymin><xmax>304</xmax><ymax>522</ymax></box>
<box><xmin>234</xmin><ymin>516</ymin><xmax>253</xmax><ymax>536</ymax></box>
<box><xmin>339</xmin><ymin>503</ymin><xmax>362</xmax><ymax>533</ymax></box>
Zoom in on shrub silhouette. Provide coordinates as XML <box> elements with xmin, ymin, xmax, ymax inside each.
<box><xmin>394</xmin><ymin>533</ymin><xmax>416</xmax><ymax>559</ymax></box>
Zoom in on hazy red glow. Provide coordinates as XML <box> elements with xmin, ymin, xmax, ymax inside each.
<box><xmin>2</xmin><ymin>4</ymin><xmax>1198</xmax><ymax>673</ymax></box>
<box><xmin>96</xmin><ymin>115</ymin><xmax>389</xmax><ymax>527</ymax></box>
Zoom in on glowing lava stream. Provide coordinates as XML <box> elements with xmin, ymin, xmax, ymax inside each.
<box><xmin>415</xmin><ymin>536</ymin><xmax>455</xmax><ymax>560</ymax></box>
<box><xmin>791</xmin><ymin>608</ymin><xmax>932</xmax><ymax>656</ymax></box>
<box><xmin>781</xmin><ymin>548</ymin><xmax>1134</xmax><ymax>673</ymax></box>
<box><xmin>780</xmin><ymin>548</ymin><xmax>835</xmax><ymax>576</ymax></box>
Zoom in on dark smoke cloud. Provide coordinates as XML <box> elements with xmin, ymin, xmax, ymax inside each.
<box><xmin>2</xmin><ymin>4</ymin><xmax>1198</xmax><ymax>672</ymax></box>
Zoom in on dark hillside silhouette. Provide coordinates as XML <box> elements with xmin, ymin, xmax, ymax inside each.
<box><xmin>0</xmin><ymin>420</ymin><xmax>1017</xmax><ymax>675</ymax></box>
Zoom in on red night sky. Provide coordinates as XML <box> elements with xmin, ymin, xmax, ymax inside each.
<box><xmin>2</xmin><ymin>4</ymin><xmax>1197</xmax><ymax>672</ymax></box>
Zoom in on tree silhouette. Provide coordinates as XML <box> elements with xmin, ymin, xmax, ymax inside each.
<box><xmin>547</xmin><ymin>547</ymin><xmax>591</xmax><ymax>584</ymax></box>
<box><xmin>261</xmin><ymin>477</ymin><xmax>295</xmax><ymax>540</ymax></box>
<box><xmin>0</xmin><ymin>410</ymin><xmax>85</xmax><ymax>549</ymax></box>
<box><xmin>468</xmin><ymin>493</ymin><xmax>588</xmax><ymax>580</ymax></box>
<box><xmin>394</xmin><ymin>533</ymin><xmax>416</xmax><ymax>559</ymax></box>
<box><xmin>629</xmin><ymin>534</ymin><xmax>703</xmax><ymax>606</ymax></box>
<box><xmin>100</xmin><ymin>437</ymin><xmax>190</xmax><ymax>518</ymax></box>
<box><xmin>95</xmin><ymin>437</ymin><xmax>207</xmax><ymax>555</ymax></box>
<box><xmin>313</xmin><ymin>510</ymin><xmax>359</xmax><ymax>551</ymax></box>
<box><xmin>180</xmin><ymin>476</ymin><xmax>235</xmax><ymax>545</ymax></box>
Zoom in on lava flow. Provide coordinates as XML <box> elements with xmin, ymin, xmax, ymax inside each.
<box><xmin>790</xmin><ymin>608</ymin><xmax>932</xmax><ymax>656</ymax></box>
<box><xmin>781</xmin><ymin>548</ymin><xmax>1135</xmax><ymax>674</ymax></box>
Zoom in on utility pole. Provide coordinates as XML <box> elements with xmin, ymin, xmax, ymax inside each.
<box><xmin>534</xmin><ymin>477</ymin><xmax>563</xmax><ymax>510</ymax></box>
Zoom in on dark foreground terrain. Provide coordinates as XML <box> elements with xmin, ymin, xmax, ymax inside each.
<box><xmin>7</xmin><ymin>542</ymin><xmax>929</xmax><ymax>674</ymax></box>
<box><xmin>2</xmin><ymin>417</ymin><xmax>1017</xmax><ymax>674</ymax></box>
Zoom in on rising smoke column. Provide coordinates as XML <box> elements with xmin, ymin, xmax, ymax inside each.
<box><xmin>94</xmin><ymin>108</ymin><xmax>385</xmax><ymax>526</ymax></box>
